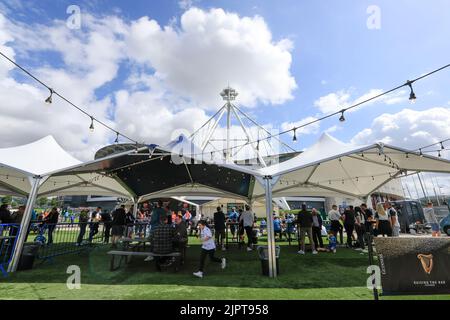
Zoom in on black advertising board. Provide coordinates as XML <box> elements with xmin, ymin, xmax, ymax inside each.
<box><xmin>374</xmin><ymin>237</ymin><xmax>450</xmax><ymax>295</ymax></box>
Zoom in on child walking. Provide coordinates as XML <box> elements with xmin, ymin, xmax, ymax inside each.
<box><xmin>193</xmin><ymin>220</ymin><xmax>226</xmax><ymax>278</ymax></box>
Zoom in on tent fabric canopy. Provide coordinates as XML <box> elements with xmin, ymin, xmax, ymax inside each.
<box><xmin>54</xmin><ymin>134</ymin><xmax>256</xmax><ymax>201</ymax></box>
<box><xmin>0</xmin><ymin>136</ymin><xmax>134</xmax><ymax>198</ymax></box>
<box><xmin>3</xmin><ymin>133</ymin><xmax>450</xmax><ymax>202</ymax></box>
<box><xmin>252</xmin><ymin>133</ymin><xmax>450</xmax><ymax>199</ymax></box>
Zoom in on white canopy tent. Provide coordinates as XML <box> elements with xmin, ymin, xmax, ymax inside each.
<box><xmin>0</xmin><ymin>136</ymin><xmax>134</xmax><ymax>198</ymax></box>
<box><xmin>4</xmin><ymin>133</ymin><xmax>450</xmax><ymax>277</ymax></box>
<box><xmin>251</xmin><ymin>133</ymin><xmax>450</xmax><ymax>200</ymax></box>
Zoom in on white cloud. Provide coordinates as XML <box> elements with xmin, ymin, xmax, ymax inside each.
<box><xmin>314</xmin><ymin>88</ymin><xmax>408</xmax><ymax>114</ymax></box>
<box><xmin>281</xmin><ymin>116</ymin><xmax>320</xmax><ymax>139</ymax></box>
<box><xmin>125</xmin><ymin>7</ymin><xmax>297</xmax><ymax>108</ymax></box>
<box><xmin>0</xmin><ymin>7</ymin><xmax>297</xmax><ymax>161</ymax></box>
<box><xmin>178</xmin><ymin>0</ymin><xmax>197</xmax><ymax>10</ymax></box>
<box><xmin>351</xmin><ymin>107</ymin><xmax>450</xmax><ymax>152</ymax></box>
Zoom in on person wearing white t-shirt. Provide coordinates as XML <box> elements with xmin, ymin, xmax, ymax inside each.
<box><xmin>328</xmin><ymin>205</ymin><xmax>343</xmax><ymax>243</ymax></box>
<box><xmin>193</xmin><ymin>220</ymin><xmax>226</xmax><ymax>278</ymax></box>
<box><xmin>239</xmin><ymin>205</ymin><xmax>255</xmax><ymax>252</ymax></box>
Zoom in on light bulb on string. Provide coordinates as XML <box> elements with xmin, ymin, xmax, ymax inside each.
<box><xmin>293</xmin><ymin>129</ymin><xmax>297</xmax><ymax>142</ymax></box>
<box><xmin>89</xmin><ymin>117</ymin><xmax>95</xmax><ymax>132</ymax></box>
<box><xmin>45</xmin><ymin>88</ymin><xmax>54</xmax><ymax>104</ymax></box>
<box><xmin>419</xmin><ymin>149</ymin><xmax>423</xmax><ymax>157</ymax></box>
<box><xmin>339</xmin><ymin>110</ymin><xmax>346</xmax><ymax>122</ymax></box>
<box><xmin>114</xmin><ymin>132</ymin><xmax>119</xmax><ymax>144</ymax></box>
<box><xmin>438</xmin><ymin>150</ymin><xmax>442</xmax><ymax>158</ymax></box>
<box><xmin>441</xmin><ymin>142</ymin><xmax>445</xmax><ymax>150</ymax></box>
<box><xmin>406</xmin><ymin>80</ymin><xmax>417</xmax><ymax>104</ymax></box>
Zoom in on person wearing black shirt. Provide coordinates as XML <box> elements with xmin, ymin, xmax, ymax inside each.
<box><xmin>44</xmin><ymin>207</ymin><xmax>59</xmax><ymax>245</ymax></box>
<box><xmin>111</xmin><ymin>205</ymin><xmax>127</xmax><ymax>248</ymax></box>
<box><xmin>100</xmin><ymin>209</ymin><xmax>112</xmax><ymax>243</ymax></box>
<box><xmin>296</xmin><ymin>204</ymin><xmax>317</xmax><ymax>254</ymax></box>
<box><xmin>343</xmin><ymin>206</ymin><xmax>356</xmax><ymax>248</ymax></box>
<box><xmin>174</xmin><ymin>214</ymin><xmax>188</xmax><ymax>265</ymax></box>
<box><xmin>88</xmin><ymin>207</ymin><xmax>101</xmax><ymax>243</ymax></box>
<box><xmin>361</xmin><ymin>203</ymin><xmax>375</xmax><ymax>244</ymax></box>
<box><xmin>0</xmin><ymin>204</ymin><xmax>12</xmax><ymax>224</ymax></box>
<box><xmin>213</xmin><ymin>206</ymin><xmax>226</xmax><ymax>250</ymax></box>
<box><xmin>76</xmin><ymin>209</ymin><xmax>89</xmax><ymax>246</ymax></box>
<box><xmin>354</xmin><ymin>207</ymin><xmax>365</xmax><ymax>250</ymax></box>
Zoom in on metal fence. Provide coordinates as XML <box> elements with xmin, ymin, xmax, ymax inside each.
<box><xmin>31</xmin><ymin>221</ymin><xmax>153</xmax><ymax>262</ymax></box>
<box><xmin>1</xmin><ymin>221</ymin><xmax>160</xmax><ymax>272</ymax></box>
<box><xmin>33</xmin><ymin>222</ymin><xmax>107</xmax><ymax>262</ymax></box>
<box><xmin>0</xmin><ymin>223</ymin><xmax>20</xmax><ymax>276</ymax></box>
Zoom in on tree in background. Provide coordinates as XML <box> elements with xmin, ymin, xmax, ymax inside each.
<box><xmin>1</xmin><ymin>195</ymin><xmax>12</xmax><ymax>205</ymax></box>
<box><xmin>37</xmin><ymin>197</ymin><xmax>48</xmax><ymax>207</ymax></box>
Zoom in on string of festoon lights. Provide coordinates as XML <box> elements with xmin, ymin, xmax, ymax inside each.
<box><xmin>188</xmin><ymin>63</ymin><xmax>450</xmax><ymax>159</ymax></box>
<box><xmin>1</xmin><ymin>50</ymin><xmax>449</xmax><ymax>161</ymax></box>
<box><xmin>0</xmin><ymin>51</ymin><xmax>141</xmax><ymax>147</ymax></box>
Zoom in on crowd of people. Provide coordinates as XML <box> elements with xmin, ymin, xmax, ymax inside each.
<box><xmin>1</xmin><ymin>198</ymin><xmax>443</xmax><ymax>277</ymax></box>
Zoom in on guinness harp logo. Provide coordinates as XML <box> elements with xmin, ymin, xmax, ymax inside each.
<box><xmin>417</xmin><ymin>254</ymin><xmax>434</xmax><ymax>275</ymax></box>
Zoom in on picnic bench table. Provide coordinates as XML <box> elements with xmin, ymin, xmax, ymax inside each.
<box><xmin>119</xmin><ymin>237</ymin><xmax>151</xmax><ymax>251</ymax></box>
<box><xmin>107</xmin><ymin>250</ymin><xmax>181</xmax><ymax>271</ymax></box>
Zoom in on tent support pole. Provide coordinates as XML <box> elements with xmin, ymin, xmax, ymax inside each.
<box><xmin>8</xmin><ymin>176</ymin><xmax>41</xmax><ymax>273</ymax></box>
<box><xmin>264</xmin><ymin>175</ymin><xmax>277</xmax><ymax>278</ymax></box>
<box><xmin>132</xmin><ymin>197</ymin><xmax>138</xmax><ymax>218</ymax></box>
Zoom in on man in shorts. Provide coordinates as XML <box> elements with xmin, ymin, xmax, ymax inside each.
<box><xmin>423</xmin><ymin>202</ymin><xmax>441</xmax><ymax>237</ymax></box>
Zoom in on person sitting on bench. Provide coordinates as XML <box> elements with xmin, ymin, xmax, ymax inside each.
<box><xmin>147</xmin><ymin>217</ymin><xmax>176</xmax><ymax>268</ymax></box>
<box><xmin>173</xmin><ymin>213</ymin><xmax>188</xmax><ymax>265</ymax></box>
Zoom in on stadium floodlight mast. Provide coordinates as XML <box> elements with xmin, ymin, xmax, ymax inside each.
<box><xmin>191</xmin><ymin>86</ymin><xmax>277</xmax><ymax>166</ymax></box>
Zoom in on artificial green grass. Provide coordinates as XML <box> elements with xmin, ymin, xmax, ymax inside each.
<box><xmin>1</xmin><ymin>236</ymin><xmax>449</xmax><ymax>300</ymax></box>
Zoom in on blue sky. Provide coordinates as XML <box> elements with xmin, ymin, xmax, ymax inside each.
<box><xmin>1</xmin><ymin>0</ymin><xmax>450</xmax><ymax>158</ymax></box>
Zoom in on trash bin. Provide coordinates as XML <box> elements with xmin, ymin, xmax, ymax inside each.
<box><xmin>257</xmin><ymin>245</ymin><xmax>280</xmax><ymax>276</ymax></box>
<box><xmin>17</xmin><ymin>243</ymin><xmax>40</xmax><ymax>271</ymax></box>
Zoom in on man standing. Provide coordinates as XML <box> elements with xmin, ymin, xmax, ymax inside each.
<box><xmin>328</xmin><ymin>205</ymin><xmax>342</xmax><ymax>243</ymax></box>
<box><xmin>239</xmin><ymin>205</ymin><xmax>255</xmax><ymax>252</ymax></box>
<box><xmin>228</xmin><ymin>207</ymin><xmax>239</xmax><ymax>240</ymax></box>
<box><xmin>111</xmin><ymin>205</ymin><xmax>127</xmax><ymax>249</ymax></box>
<box><xmin>100</xmin><ymin>209</ymin><xmax>112</xmax><ymax>244</ymax></box>
<box><xmin>88</xmin><ymin>207</ymin><xmax>101</xmax><ymax>243</ymax></box>
<box><xmin>423</xmin><ymin>202</ymin><xmax>441</xmax><ymax>237</ymax></box>
<box><xmin>76</xmin><ymin>209</ymin><xmax>89</xmax><ymax>246</ymax></box>
<box><xmin>213</xmin><ymin>206</ymin><xmax>226</xmax><ymax>250</ymax></box>
<box><xmin>343</xmin><ymin>206</ymin><xmax>356</xmax><ymax>248</ymax></box>
<box><xmin>297</xmin><ymin>204</ymin><xmax>317</xmax><ymax>255</ymax></box>
<box><xmin>44</xmin><ymin>207</ymin><xmax>59</xmax><ymax>245</ymax></box>
<box><xmin>386</xmin><ymin>202</ymin><xmax>400</xmax><ymax>237</ymax></box>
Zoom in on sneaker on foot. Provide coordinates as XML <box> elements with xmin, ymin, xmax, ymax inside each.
<box><xmin>193</xmin><ymin>271</ymin><xmax>203</xmax><ymax>278</ymax></box>
<box><xmin>222</xmin><ymin>246</ymin><xmax>226</xmax><ymax>251</ymax></box>
<box><xmin>246</xmin><ymin>247</ymin><xmax>253</xmax><ymax>252</ymax></box>
<box><xmin>297</xmin><ymin>250</ymin><xmax>305</xmax><ymax>255</ymax></box>
<box><xmin>312</xmin><ymin>250</ymin><xmax>318</xmax><ymax>255</ymax></box>
<box><xmin>144</xmin><ymin>256</ymin><xmax>154</xmax><ymax>262</ymax></box>
<box><xmin>332</xmin><ymin>249</ymin><xmax>336</xmax><ymax>254</ymax></box>
<box><xmin>221</xmin><ymin>258</ymin><xmax>227</xmax><ymax>269</ymax></box>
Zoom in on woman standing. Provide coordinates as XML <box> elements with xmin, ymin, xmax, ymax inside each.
<box><xmin>375</xmin><ymin>203</ymin><xmax>392</xmax><ymax>237</ymax></box>
<box><xmin>311</xmin><ymin>208</ymin><xmax>324</xmax><ymax>249</ymax></box>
